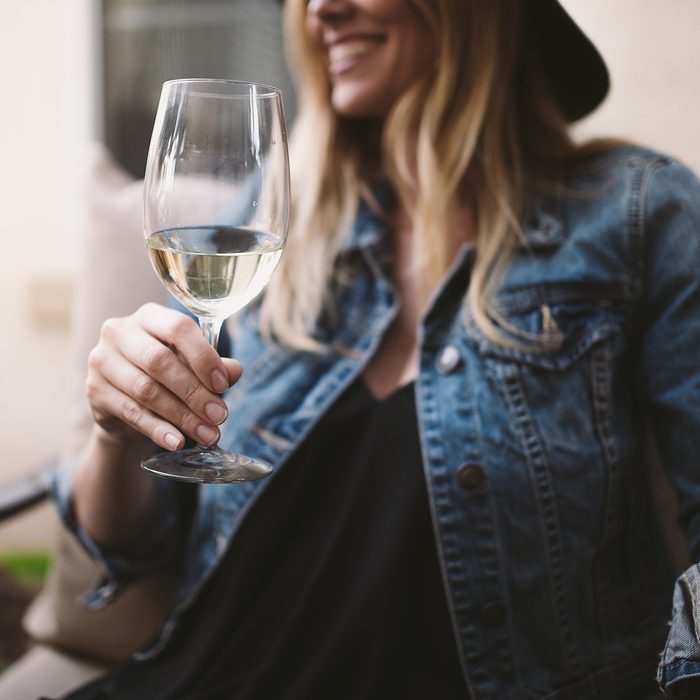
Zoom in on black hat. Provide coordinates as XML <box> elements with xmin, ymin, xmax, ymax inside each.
<box><xmin>528</xmin><ymin>0</ymin><xmax>610</xmax><ymax>121</ymax></box>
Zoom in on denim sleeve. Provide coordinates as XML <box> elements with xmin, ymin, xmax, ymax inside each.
<box><xmin>658</xmin><ymin>566</ymin><xmax>700</xmax><ymax>696</ymax></box>
<box><xmin>50</xmin><ymin>301</ymin><xmax>223</xmax><ymax>611</ymax></box>
<box><xmin>640</xmin><ymin>158</ymin><xmax>700</xmax><ymax>694</ymax></box>
<box><xmin>52</xmin><ymin>455</ymin><xmax>197</xmax><ymax>611</ymax></box>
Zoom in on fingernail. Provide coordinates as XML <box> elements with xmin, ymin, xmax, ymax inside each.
<box><xmin>196</xmin><ymin>424</ymin><xmax>219</xmax><ymax>445</ymax></box>
<box><xmin>204</xmin><ymin>402</ymin><xmax>227</xmax><ymax>424</ymax></box>
<box><xmin>164</xmin><ymin>433</ymin><xmax>181</xmax><ymax>450</ymax></box>
<box><xmin>211</xmin><ymin>370</ymin><xmax>228</xmax><ymax>393</ymax></box>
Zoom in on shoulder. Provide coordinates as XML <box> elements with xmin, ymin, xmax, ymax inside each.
<box><xmin>581</xmin><ymin>145</ymin><xmax>700</xmax><ymax>246</ymax></box>
<box><xmin>635</xmin><ymin>149</ymin><xmax>700</xmax><ymax>231</ymax></box>
<box><xmin>516</xmin><ymin>146</ymin><xmax>700</xmax><ymax>302</ymax></box>
<box><xmin>573</xmin><ymin>146</ymin><xmax>700</xmax><ymax>304</ymax></box>
<box><xmin>550</xmin><ymin>145</ymin><xmax>700</xmax><ymax>257</ymax></box>
<box><xmin>564</xmin><ymin>144</ymin><xmax>700</xmax><ymax>203</ymax></box>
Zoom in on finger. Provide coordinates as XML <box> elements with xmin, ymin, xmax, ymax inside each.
<box><xmin>100</xmin><ymin>352</ymin><xmax>223</xmax><ymax>446</ymax></box>
<box><xmin>115</xmin><ymin>324</ymin><xmax>229</xmax><ymax>425</ymax></box>
<box><xmin>134</xmin><ymin>304</ymin><xmax>229</xmax><ymax>393</ymax></box>
<box><xmin>222</xmin><ymin>358</ymin><xmax>243</xmax><ymax>387</ymax></box>
<box><xmin>91</xmin><ymin>379</ymin><xmax>185</xmax><ymax>452</ymax></box>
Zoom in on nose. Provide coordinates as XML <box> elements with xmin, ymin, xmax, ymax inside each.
<box><xmin>306</xmin><ymin>0</ymin><xmax>353</xmax><ymax>21</ymax></box>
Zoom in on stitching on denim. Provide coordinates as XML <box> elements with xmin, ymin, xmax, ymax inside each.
<box><xmin>415</xmin><ymin>367</ymin><xmax>478</xmax><ymax>697</ymax></box>
<box><xmin>630</xmin><ymin>155</ymin><xmax>668</xmax><ymax>302</ymax></box>
<box><xmin>495</xmin><ymin>361</ymin><xmax>581</xmax><ymax>674</ymax></box>
<box><xmin>589</xmin><ymin>339</ymin><xmax>623</xmax><ymax>646</ymax></box>
<box><xmin>462</xmin><ymin>302</ymin><xmax>618</xmax><ymax>371</ymax></box>
<box><xmin>492</xmin><ymin>286</ymin><xmax>634</xmax><ymax>315</ymax></box>
<box><xmin>663</xmin><ymin>658</ymin><xmax>700</xmax><ymax>675</ymax></box>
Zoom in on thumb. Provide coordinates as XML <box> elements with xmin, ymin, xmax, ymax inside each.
<box><xmin>222</xmin><ymin>358</ymin><xmax>243</xmax><ymax>387</ymax></box>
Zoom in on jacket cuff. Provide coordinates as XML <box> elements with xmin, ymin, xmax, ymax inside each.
<box><xmin>658</xmin><ymin>565</ymin><xmax>700</xmax><ymax>696</ymax></box>
<box><xmin>51</xmin><ymin>456</ymin><xmax>183</xmax><ymax>610</ymax></box>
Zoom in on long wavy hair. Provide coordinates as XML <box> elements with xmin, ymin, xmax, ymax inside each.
<box><xmin>260</xmin><ymin>0</ymin><xmax>604</xmax><ymax>350</ymax></box>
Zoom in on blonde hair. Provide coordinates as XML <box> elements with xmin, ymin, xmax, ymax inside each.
<box><xmin>261</xmin><ymin>0</ymin><xmax>599</xmax><ymax>350</ymax></box>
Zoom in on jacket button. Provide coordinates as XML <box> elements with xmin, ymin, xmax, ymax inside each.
<box><xmin>436</xmin><ymin>345</ymin><xmax>460</xmax><ymax>374</ymax></box>
<box><xmin>480</xmin><ymin>601</ymin><xmax>507</xmax><ymax>629</ymax></box>
<box><xmin>456</xmin><ymin>463</ymin><xmax>485</xmax><ymax>490</ymax></box>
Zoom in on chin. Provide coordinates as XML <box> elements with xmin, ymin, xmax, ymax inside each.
<box><xmin>330</xmin><ymin>86</ymin><xmax>390</xmax><ymax>119</ymax></box>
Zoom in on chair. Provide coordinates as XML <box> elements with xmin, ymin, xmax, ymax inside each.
<box><xmin>0</xmin><ymin>144</ymin><xmax>172</xmax><ymax>699</ymax></box>
<box><xmin>0</xmin><ymin>464</ymin><xmax>54</xmax><ymax>525</ymax></box>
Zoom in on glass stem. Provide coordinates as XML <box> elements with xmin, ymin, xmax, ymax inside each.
<box><xmin>197</xmin><ymin>316</ymin><xmax>226</xmax><ymax>452</ymax></box>
<box><xmin>199</xmin><ymin>316</ymin><xmax>224</xmax><ymax>351</ymax></box>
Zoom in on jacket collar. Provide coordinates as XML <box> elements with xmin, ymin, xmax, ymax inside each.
<box><xmin>339</xmin><ymin>179</ymin><xmax>393</xmax><ymax>253</ymax></box>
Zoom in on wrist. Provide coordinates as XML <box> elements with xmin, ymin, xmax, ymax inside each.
<box><xmin>91</xmin><ymin>423</ymin><xmax>153</xmax><ymax>460</ymax></box>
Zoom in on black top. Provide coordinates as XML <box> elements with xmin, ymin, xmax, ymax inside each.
<box><xmin>61</xmin><ymin>380</ymin><xmax>467</xmax><ymax>699</ymax></box>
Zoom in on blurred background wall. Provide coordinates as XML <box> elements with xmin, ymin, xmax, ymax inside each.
<box><xmin>0</xmin><ymin>0</ymin><xmax>699</xmax><ymax>550</ymax></box>
<box><xmin>567</xmin><ymin>0</ymin><xmax>700</xmax><ymax>172</ymax></box>
<box><xmin>0</xmin><ymin>0</ymin><xmax>99</xmax><ymax>550</ymax></box>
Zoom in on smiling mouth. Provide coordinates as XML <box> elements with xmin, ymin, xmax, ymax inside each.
<box><xmin>327</xmin><ymin>38</ymin><xmax>383</xmax><ymax>74</ymax></box>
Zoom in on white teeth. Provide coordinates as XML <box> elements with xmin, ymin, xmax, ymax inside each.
<box><xmin>328</xmin><ymin>40</ymin><xmax>377</xmax><ymax>64</ymax></box>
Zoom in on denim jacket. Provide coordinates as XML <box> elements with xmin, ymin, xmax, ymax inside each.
<box><xmin>55</xmin><ymin>147</ymin><xmax>700</xmax><ymax>699</ymax></box>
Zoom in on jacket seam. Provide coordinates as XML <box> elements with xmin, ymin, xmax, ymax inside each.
<box><xmin>492</xmin><ymin>360</ymin><xmax>582</xmax><ymax>675</ymax></box>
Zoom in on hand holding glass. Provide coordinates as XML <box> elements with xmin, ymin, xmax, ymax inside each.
<box><xmin>142</xmin><ymin>79</ymin><xmax>289</xmax><ymax>483</ymax></box>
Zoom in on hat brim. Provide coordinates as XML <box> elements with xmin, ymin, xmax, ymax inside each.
<box><xmin>527</xmin><ymin>0</ymin><xmax>610</xmax><ymax>122</ymax></box>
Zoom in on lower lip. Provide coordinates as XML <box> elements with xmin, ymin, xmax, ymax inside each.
<box><xmin>328</xmin><ymin>43</ymin><xmax>381</xmax><ymax>78</ymax></box>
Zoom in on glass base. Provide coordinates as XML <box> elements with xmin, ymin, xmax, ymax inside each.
<box><xmin>141</xmin><ymin>446</ymin><xmax>272</xmax><ymax>484</ymax></box>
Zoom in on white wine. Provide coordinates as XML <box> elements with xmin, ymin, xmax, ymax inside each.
<box><xmin>145</xmin><ymin>226</ymin><xmax>283</xmax><ymax>318</ymax></box>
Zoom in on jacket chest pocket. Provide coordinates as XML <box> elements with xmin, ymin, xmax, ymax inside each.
<box><xmin>464</xmin><ymin>298</ymin><xmax>625</xmax><ymax>452</ymax></box>
<box><xmin>463</xmin><ymin>298</ymin><xmax>630</xmax><ymax>554</ymax></box>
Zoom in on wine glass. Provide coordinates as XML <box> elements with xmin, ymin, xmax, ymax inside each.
<box><xmin>141</xmin><ymin>79</ymin><xmax>289</xmax><ymax>483</ymax></box>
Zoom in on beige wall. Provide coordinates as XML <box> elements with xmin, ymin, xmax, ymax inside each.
<box><xmin>0</xmin><ymin>1</ymin><xmax>699</xmax><ymax>549</ymax></box>
<box><xmin>0</xmin><ymin>0</ymin><xmax>98</xmax><ymax>549</ymax></box>
<box><xmin>564</xmin><ymin>0</ymin><xmax>700</xmax><ymax>173</ymax></box>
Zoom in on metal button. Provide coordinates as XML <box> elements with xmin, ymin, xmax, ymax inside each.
<box><xmin>215</xmin><ymin>530</ymin><xmax>227</xmax><ymax>555</ymax></box>
<box><xmin>436</xmin><ymin>345</ymin><xmax>460</xmax><ymax>374</ymax></box>
<box><xmin>480</xmin><ymin>601</ymin><xmax>507</xmax><ymax>629</ymax></box>
<box><xmin>456</xmin><ymin>463</ymin><xmax>485</xmax><ymax>490</ymax></box>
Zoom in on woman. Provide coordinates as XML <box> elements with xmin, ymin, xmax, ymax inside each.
<box><xmin>55</xmin><ymin>0</ymin><xmax>700</xmax><ymax>698</ymax></box>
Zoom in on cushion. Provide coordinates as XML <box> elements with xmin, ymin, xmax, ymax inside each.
<box><xmin>0</xmin><ymin>643</ymin><xmax>109</xmax><ymax>700</ymax></box>
<box><xmin>20</xmin><ymin>143</ymin><xmax>172</xmax><ymax>663</ymax></box>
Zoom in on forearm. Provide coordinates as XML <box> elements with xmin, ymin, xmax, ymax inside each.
<box><xmin>72</xmin><ymin>425</ymin><xmax>161</xmax><ymax>553</ymax></box>
<box><xmin>68</xmin><ymin>302</ymin><xmax>238</xmax><ymax>560</ymax></box>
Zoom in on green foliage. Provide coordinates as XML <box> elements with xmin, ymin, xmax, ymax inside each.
<box><xmin>0</xmin><ymin>550</ymin><xmax>51</xmax><ymax>588</ymax></box>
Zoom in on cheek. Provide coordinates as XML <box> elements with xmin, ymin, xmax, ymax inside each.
<box><xmin>304</xmin><ymin>14</ymin><xmax>322</xmax><ymax>50</ymax></box>
<box><xmin>391</xmin><ymin>31</ymin><xmax>434</xmax><ymax>89</ymax></box>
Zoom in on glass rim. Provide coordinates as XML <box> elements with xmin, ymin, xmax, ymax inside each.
<box><xmin>162</xmin><ymin>78</ymin><xmax>282</xmax><ymax>99</ymax></box>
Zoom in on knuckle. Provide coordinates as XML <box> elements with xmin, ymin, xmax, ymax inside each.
<box><xmin>137</xmin><ymin>302</ymin><xmax>157</xmax><ymax>317</ymax></box>
<box><xmin>99</xmin><ymin>316</ymin><xmax>122</xmax><ymax>341</ymax></box>
<box><xmin>191</xmin><ymin>344</ymin><xmax>214</xmax><ymax>368</ymax></box>
<box><xmin>122</xmin><ymin>399</ymin><xmax>142</xmax><ymax>427</ymax></box>
<box><xmin>142</xmin><ymin>344</ymin><xmax>171</xmax><ymax>373</ymax></box>
<box><xmin>85</xmin><ymin>376</ymin><xmax>99</xmax><ymax>403</ymax></box>
<box><xmin>133</xmin><ymin>376</ymin><xmax>158</xmax><ymax>403</ymax></box>
<box><xmin>171</xmin><ymin>314</ymin><xmax>196</xmax><ymax>338</ymax></box>
<box><xmin>174</xmin><ymin>404</ymin><xmax>195</xmax><ymax>431</ymax></box>
<box><xmin>87</xmin><ymin>347</ymin><xmax>102</xmax><ymax>371</ymax></box>
<box><xmin>181</xmin><ymin>379</ymin><xmax>203</xmax><ymax>406</ymax></box>
<box><xmin>99</xmin><ymin>318</ymin><xmax>115</xmax><ymax>340</ymax></box>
